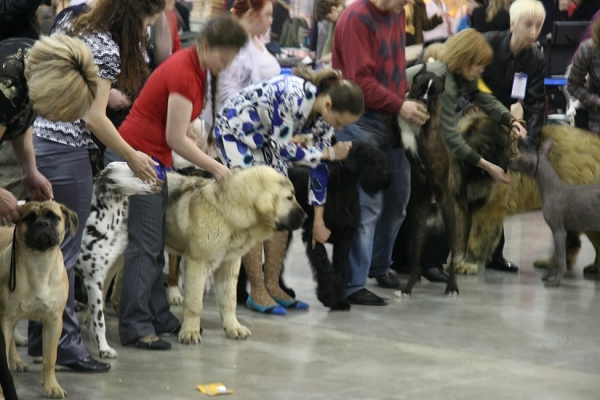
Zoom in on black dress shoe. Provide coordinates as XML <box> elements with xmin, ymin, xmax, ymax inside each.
<box><xmin>134</xmin><ymin>335</ymin><xmax>172</xmax><ymax>350</ymax></box>
<box><xmin>373</xmin><ymin>272</ymin><xmax>402</xmax><ymax>289</ymax></box>
<box><xmin>486</xmin><ymin>258</ymin><xmax>519</xmax><ymax>273</ymax></box>
<box><xmin>346</xmin><ymin>288</ymin><xmax>388</xmax><ymax>306</ymax></box>
<box><xmin>59</xmin><ymin>356</ymin><xmax>111</xmax><ymax>373</ymax></box>
<box><xmin>422</xmin><ymin>267</ymin><xmax>449</xmax><ymax>282</ymax></box>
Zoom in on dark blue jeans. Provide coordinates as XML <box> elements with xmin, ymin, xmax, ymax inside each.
<box><xmin>335</xmin><ymin>112</ymin><xmax>411</xmax><ymax>297</ymax></box>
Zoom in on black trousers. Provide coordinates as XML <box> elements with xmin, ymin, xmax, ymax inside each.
<box><xmin>490</xmin><ymin>230</ymin><xmax>506</xmax><ymax>263</ymax></box>
<box><xmin>0</xmin><ymin>326</ymin><xmax>18</xmax><ymax>400</ymax></box>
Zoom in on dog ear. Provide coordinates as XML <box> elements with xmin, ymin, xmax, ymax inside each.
<box><xmin>254</xmin><ymin>193</ymin><xmax>277</xmax><ymax>228</ymax></box>
<box><xmin>60</xmin><ymin>205</ymin><xmax>79</xmax><ymax>237</ymax></box>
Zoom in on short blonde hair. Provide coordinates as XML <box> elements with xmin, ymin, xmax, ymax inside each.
<box><xmin>439</xmin><ymin>29</ymin><xmax>493</xmax><ymax>74</ymax></box>
<box><xmin>510</xmin><ymin>0</ymin><xmax>546</xmax><ymax>24</ymax></box>
<box><xmin>24</xmin><ymin>35</ymin><xmax>98</xmax><ymax>122</ymax></box>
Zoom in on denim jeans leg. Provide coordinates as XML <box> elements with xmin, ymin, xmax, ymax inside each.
<box><xmin>344</xmin><ymin>188</ymin><xmax>383</xmax><ymax>297</ymax></box>
<box><xmin>369</xmin><ymin>145</ymin><xmax>411</xmax><ymax>277</ymax></box>
<box><xmin>336</xmin><ymin>113</ymin><xmax>387</xmax><ymax>297</ymax></box>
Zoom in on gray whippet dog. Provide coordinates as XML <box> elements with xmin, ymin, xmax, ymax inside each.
<box><xmin>510</xmin><ymin>138</ymin><xmax>600</xmax><ymax>286</ymax></box>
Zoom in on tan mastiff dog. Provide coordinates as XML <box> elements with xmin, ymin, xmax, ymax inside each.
<box><xmin>0</xmin><ymin>201</ymin><xmax>78</xmax><ymax>399</ymax></box>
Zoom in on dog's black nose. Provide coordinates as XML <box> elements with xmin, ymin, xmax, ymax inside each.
<box><xmin>33</xmin><ymin>219</ymin><xmax>51</xmax><ymax>229</ymax></box>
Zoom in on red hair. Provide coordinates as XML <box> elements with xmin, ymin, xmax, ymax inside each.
<box><xmin>231</xmin><ymin>0</ymin><xmax>273</xmax><ymax>17</ymax></box>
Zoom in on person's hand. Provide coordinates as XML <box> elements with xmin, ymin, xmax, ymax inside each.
<box><xmin>311</xmin><ymin>219</ymin><xmax>331</xmax><ymax>248</ymax></box>
<box><xmin>480</xmin><ymin>159</ymin><xmax>511</xmax><ymax>184</ymax></box>
<box><xmin>326</xmin><ymin>141</ymin><xmax>352</xmax><ymax>161</ymax></box>
<box><xmin>558</xmin><ymin>0</ymin><xmax>569</xmax><ymax>11</ymax></box>
<box><xmin>107</xmin><ymin>89</ymin><xmax>131</xmax><ymax>111</ymax></box>
<box><xmin>510</xmin><ymin>119</ymin><xmax>527</xmax><ymax>140</ymax></box>
<box><xmin>126</xmin><ymin>151</ymin><xmax>158</xmax><ymax>184</ymax></box>
<box><xmin>487</xmin><ymin>164</ymin><xmax>511</xmax><ymax>184</ymax></box>
<box><xmin>210</xmin><ymin>163</ymin><xmax>230</xmax><ymax>184</ymax></box>
<box><xmin>0</xmin><ymin>188</ymin><xmax>20</xmax><ymax>224</ymax></box>
<box><xmin>22</xmin><ymin>169</ymin><xmax>54</xmax><ymax>201</ymax></box>
<box><xmin>400</xmin><ymin>100</ymin><xmax>429</xmax><ymax>125</ymax></box>
<box><xmin>317</xmin><ymin>53</ymin><xmax>332</xmax><ymax>64</ymax></box>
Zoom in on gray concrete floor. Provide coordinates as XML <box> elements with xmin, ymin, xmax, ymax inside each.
<box><xmin>10</xmin><ymin>210</ymin><xmax>600</xmax><ymax>399</ymax></box>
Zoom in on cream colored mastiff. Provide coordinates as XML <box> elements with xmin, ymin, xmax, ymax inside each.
<box><xmin>0</xmin><ymin>201</ymin><xmax>77</xmax><ymax>399</ymax></box>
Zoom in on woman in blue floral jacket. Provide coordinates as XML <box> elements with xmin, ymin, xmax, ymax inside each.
<box><xmin>215</xmin><ymin>65</ymin><xmax>363</xmax><ymax>314</ymax></box>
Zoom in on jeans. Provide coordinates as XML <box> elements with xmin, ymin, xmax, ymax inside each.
<box><xmin>28</xmin><ymin>137</ymin><xmax>91</xmax><ymax>364</ymax></box>
<box><xmin>336</xmin><ymin>112</ymin><xmax>411</xmax><ymax>297</ymax></box>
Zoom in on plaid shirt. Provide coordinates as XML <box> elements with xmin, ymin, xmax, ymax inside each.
<box><xmin>567</xmin><ymin>39</ymin><xmax>600</xmax><ymax>134</ymax></box>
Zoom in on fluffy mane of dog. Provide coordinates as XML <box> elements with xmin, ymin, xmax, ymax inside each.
<box><xmin>166</xmin><ymin>166</ymin><xmax>291</xmax><ymax>245</ymax></box>
<box><xmin>458</xmin><ymin>115</ymin><xmax>600</xmax><ymax>274</ymax></box>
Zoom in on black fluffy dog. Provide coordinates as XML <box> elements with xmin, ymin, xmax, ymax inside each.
<box><xmin>287</xmin><ymin>142</ymin><xmax>390</xmax><ymax>310</ymax></box>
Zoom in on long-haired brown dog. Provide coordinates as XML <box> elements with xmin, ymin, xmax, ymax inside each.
<box><xmin>457</xmin><ymin>115</ymin><xmax>600</xmax><ymax>274</ymax></box>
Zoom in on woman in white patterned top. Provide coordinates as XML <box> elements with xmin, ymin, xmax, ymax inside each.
<box><xmin>29</xmin><ymin>0</ymin><xmax>167</xmax><ymax>373</ymax></box>
<box><xmin>215</xmin><ymin>65</ymin><xmax>364</xmax><ymax>314</ymax></box>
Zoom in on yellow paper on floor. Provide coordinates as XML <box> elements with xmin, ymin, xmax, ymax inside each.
<box><xmin>197</xmin><ymin>383</ymin><xmax>234</xmax><ymax>396</ymax></box>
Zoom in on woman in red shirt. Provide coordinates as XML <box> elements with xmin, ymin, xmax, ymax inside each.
<box><xmin>106</xmin><ymin>16</ymin><xmax>248</xmax><ymax>350</ymax></box>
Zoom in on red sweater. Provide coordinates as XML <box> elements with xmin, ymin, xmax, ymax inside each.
<box><xmin>119</xmin><ymin>46</ymin><xmax>205</xmax><ymax>167</ymax></box>
<box><xmin>332</xmin><ymin>0</ymin><xmax>407</xmax><ymax>114</ymax></box>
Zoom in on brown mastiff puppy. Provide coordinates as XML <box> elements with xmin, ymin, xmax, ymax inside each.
<box><xmin>0</xmin><ymin>201</ymin><xmax>78</xmax><ymax>399</ymax></box>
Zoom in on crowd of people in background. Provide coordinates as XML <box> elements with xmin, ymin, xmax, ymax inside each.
<box><xmin>1</xmin><ymin>0</ymin><xmax>600</xmax><ymax>385</ymax></box>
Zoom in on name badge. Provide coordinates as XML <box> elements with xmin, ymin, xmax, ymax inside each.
<box><xmin>511</xmin><ymin>72</ymin><xmax>528</xmax><ymax>100</ymax></box>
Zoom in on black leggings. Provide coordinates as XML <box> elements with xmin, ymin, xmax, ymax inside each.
<box><xmin>0</xmin><ymin>326</ymin><xmax>18</xmax><ymax>400</ymax></box>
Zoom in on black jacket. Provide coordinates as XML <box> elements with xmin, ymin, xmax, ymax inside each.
<box><xmin>482</xmin><ymin>30</ymin><xmax>546</xmax><ymax>147</ymax></box>
<box><xmin>0</xmin><ymin>0</ymin><xmax>49</xmax><ymax>41</ymax></box>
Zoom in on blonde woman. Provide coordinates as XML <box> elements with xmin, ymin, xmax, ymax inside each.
<box><xmin>0</xmin><ymin>34</ymin><xmax>97</xmax><ymax>222</ymax></box>
<box><xmin>30</xmin><ymin>0</ymin><xmax>166</xmax><ymax>371</ymax></box>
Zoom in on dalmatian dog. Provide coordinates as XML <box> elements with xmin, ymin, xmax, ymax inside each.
<box><xmin>76</xmin><ymin>162</ymin><xmax>161</xmax><ymax>359</ymax></box>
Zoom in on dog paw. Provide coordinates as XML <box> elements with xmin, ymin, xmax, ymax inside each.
<box><xmin>533</xmin><ymin>258</ymin><xmax>552</xmax><ymax>269</ymax></box>
<box><xmin>13</xmin><ymin>361</ymin><xmax>28</xmax><ymax>372</ymax></box>
<box><xmin>394</xmin><ymin>290</ymin><xmax>411</xmax><ymax>298</ymax></box>
<box><xmin>455</xmin><ymin>261</ymin><xmax>479</xmax><ymax>275</ymax></box>
<box><xmin>168</xmin><ymin>287</ymin><xmax>184</xmax><ymax>306</ymax></box>
<box><xmin>445</xmin><ymin>284</ymin><xmax>459</xmax><ymax>296</ymax></box>
<box><xmin>224</xmin><ymin>324</ymin><xmax>251</xmax><ymax>340</ymax></box>
<box><xmin>99</xmin><ymin>347</ymin><xmax>118</xmax><ymax>359</ymax></box>
<box><xmin>43</xmin><ymin>385</ymin><xmax>67</xmax><ymax>399</ymax></box>
<box><xmin>330</xmin><ymin>300</ymin><xmax>351</xmax><ymax>311</ymax></box>
<box><xmin>178</xmin><ymin>330</ymin><xmax>202</xmax><ymax>345</ymax></box>
<box><xmin>543</xmin><ymin>277</ymin><xmax>562</xmax><ymax>287</ymax></box>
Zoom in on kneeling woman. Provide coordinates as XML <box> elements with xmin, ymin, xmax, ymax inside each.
<box><xmin>215</xmin><ymin>65</ymin><xmax>363</xmax><ymax>314</ymax></box>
